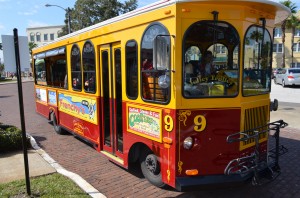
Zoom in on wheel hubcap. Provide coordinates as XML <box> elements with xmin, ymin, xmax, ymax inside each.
<box><xmin>145</xmin><ymin>155</ymin><xmax>159</xmax><ymax>174</ymax></box>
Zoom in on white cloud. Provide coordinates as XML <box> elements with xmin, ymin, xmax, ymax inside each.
<box><xmin>27</xmin><ymin>20</ymin><xmax>50</xmax><ymax>28</ymax></box>
<box><xmin>18</xmin><ymin>10</ymin><xmax>37</xmax><ymax>16</ymax></box>
<box><xmin>17</xmin><ymin>4</ymin><xmax>40</xmax><ymax>16</ymax></box>
<box><xmin>0</xmin><ymin>23</ymin><xmax>5</xmax><ymax>30</ymax></box>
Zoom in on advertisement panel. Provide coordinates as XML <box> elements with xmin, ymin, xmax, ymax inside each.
<box><xmin>127</xmin><ymin>104</ymin><xmax>162</xmax><ymax>142</ymax></box>
<box><xmin>36</xmin><ymin>88</ymin><xmax>47</xmax><ymax>103</ymax></box>
<box><xmin>58</xmin><ymin>93</ymin><xmax>97</xmax><ymax>125</ymax></box>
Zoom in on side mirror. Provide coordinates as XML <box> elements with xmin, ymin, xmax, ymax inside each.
<box><xmin>153</xmin><ymin>35</ymin><xmax>169</xmax><ymax>70</ymax></box>
<box><xmin>270</xmin><ymin>99</ymin><xmax>278</xmax><ymax>111</ymax></box>
<box><xmin>158</xmin><ymin>74</ymin><xmax>170</xmax><ymax>88</ymax></box>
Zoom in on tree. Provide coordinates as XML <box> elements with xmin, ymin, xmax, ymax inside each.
<box><xmin>0</xmin><ymin>63</ymin><xmax>4</xmax><ymax>75</ymax></box>
<box><xmin>28</xmin><ymin>42</ymin><xmax>38</xmax><ymax>55</ymax></box>
<box><xmin>286</xmin><ymin>15</ymin><xmax>300</xmax><ymax>67</ymax></box>
<box><xmin>59</xmin><ymin>0</ymin><xmax>137</xmax><ymax>36</ymax></box>
<box><xmin>280</xmin><ymin>0</ymin><xmax>297</xmax><ymax>68</ymax></box>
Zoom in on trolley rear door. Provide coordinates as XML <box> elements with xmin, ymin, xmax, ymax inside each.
<box><xmin>100</xmin><ymin>43</ymin><xmax>124</xmax><ymax>162</ymax></box>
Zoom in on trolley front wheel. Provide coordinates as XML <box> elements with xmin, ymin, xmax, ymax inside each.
<box><xmin>140</xmin><ymin>151</ymin><xmax>165</xmax><ymax>188</ymax></box>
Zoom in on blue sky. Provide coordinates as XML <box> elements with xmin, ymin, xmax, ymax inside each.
<box><xmin>0</xmin><ymin>0</ymin><xmax>156</xmax><ymax>62</ymax></box>
<box><xmin>0</xmin><ymin>0</ymin><xmax>157</xmax><ymax>37</ymax></box>
<box><xmin>0</xmin><ymin>0</ymin><xmax>299</xmax><ymax>62</ymax></box>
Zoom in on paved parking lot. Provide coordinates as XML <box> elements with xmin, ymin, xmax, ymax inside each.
<box><xmin>1</xmin><ymin>82</ymin><xmax>299</xmax><ymax>197</ymax></box>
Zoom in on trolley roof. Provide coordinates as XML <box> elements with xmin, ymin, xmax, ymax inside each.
<box><xmin>33</xmin><ymin>0</ymin><xmax>291</xmax><ymax>51</ymax></box>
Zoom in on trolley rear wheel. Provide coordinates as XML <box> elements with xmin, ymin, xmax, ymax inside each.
<box><xmin>140</xmin><ymin>151</ymin><xmax>165</xmax><ymax>188</ymax></box>
<box><xmin>51</xmin><ymin>112</ymin><xmax>64</xmax><ymax>134</ymax></box>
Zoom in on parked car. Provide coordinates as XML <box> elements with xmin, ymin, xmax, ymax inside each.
<box><xmin>274</xmin><ymin>68</ymin><xmax>300</xmax><ymax>87</ymax></box>
<box><xmin>272</xmin><ymin>68</ymin><xmax>282</xmax><ymax>79</ymax></box>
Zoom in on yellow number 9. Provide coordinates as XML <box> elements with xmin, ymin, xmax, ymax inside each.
<box><xmin>194</xmin><ymin>115</ymin><xmax>206</xmax><ymax>132</ymax></box>
<box><xmin>164</xmin><ymin>115</ymin><xmax>173</xmax><ymax>132</ymax></box>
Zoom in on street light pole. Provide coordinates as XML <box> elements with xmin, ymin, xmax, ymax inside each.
<box><xmin>45</xmin><ymin>4</ymin><xmax>71</xmax><ymax>34</ymax></box>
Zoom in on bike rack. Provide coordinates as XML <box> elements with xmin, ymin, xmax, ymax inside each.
<box><xmin>224</xmin><ymin>120</ymin><xmax>288</xmax><ymax>185</ymax></box>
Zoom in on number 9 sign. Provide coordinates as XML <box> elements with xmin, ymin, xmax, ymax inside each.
<box><xmin>194</xmin><ymin>115</ymin><xmax>206</xmax><ymax>132</ymax></box>
<box><xmin>164</xmin><ymin>115</ymin><xmax>173</xmax><ymax>132</ymax></box>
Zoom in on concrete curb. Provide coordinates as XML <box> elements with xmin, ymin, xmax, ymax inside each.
<box><xmin>29</xmin><ymin>135</ymin><xmax>106</xmax><ymax>198</ymax></box>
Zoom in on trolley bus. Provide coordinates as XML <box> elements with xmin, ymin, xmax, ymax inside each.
<box><xmin>32</xmin><ymin>0</ymin><xmax>290</xmax><ymax>191</ymax></box>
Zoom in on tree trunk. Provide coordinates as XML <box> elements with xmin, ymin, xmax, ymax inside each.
<box><xmin>291</xmin><ymin>27</ymin><xmax>295</xmax><ymax>67</ymax></box>
<box><xmin>281</xmin><ymin>21</ymin><xmax>286</xmax><ymax>68</ymax></box>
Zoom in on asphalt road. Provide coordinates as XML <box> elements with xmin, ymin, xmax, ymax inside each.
<box><xmin>270</xmin><ymin>81</ymin><xmax>300</xmax><ymax>129</ymax></box>
<box><xmin>0</xmin><ymin>81</ymin><xmax>299</xmax><ymax>198</ymax></box>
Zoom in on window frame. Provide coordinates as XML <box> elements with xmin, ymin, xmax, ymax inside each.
<box><xmin>36</xmin><ymin>32</ymin><xmax>41</xmax><ymax>42</ymax></box>
<box><xmin>182</xmin><ymin>20</ymin><xmax>240</xmax><ymax>98</ymax></box>
<box><xmin>44</xmin><ymin>34</ymin><xmax>48</xmax><ymax>41</ymax></box>
<box><xmin>71</xmin><ymin>44</ymin><xmax>82</xmax><ymax>91</ymax></box>
<box><xmin>292</xmin><ymin>43</ymin><xmax>300</xmax><ymax>52</ymax></box>
<box><xmin>273</xmin><ymin>43</ymin><xmax>283</xmax><ymax>53</ymax></box>
<box><xmin>274</xmin><ymin>28</ymin><xmax>282</xmax><ymax>38</ymax></box>
<box><xmin>125</xmin><ymin>40</ymin><xmax>138</xmax><ymax>99</ymax></box>
<box><xmin>243</xmin><ymin>25</ymin><xmax>272</xmax><ymax>96</ymax></box>
<box><xmin>140</xmin><ymin>22</ymin><xmax>171</xmax><ymax>104</ymax></box>
<box><xmin>82</xmin><ymin>40</ymin><xmax>96</xmax><ymax>94</ymax></box>
<box><xmin>30</xmin><ymin>33</ymin><xmax>35</xmax><ymax>42</ymax></box>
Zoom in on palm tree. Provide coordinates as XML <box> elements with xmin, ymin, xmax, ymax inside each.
<box><xmin>280</xmin><ymin>0</ymin><xmax>297</xmax><ymax>68</ymax></box>
<box><xmin>286</xmin><ymin>15</ymin><xmax>300</xmax><ymax>67</ymax></box>
<box><xmin>28</xmin><ymin>42</ymin><xmax>38</xmax><ymax>55</ymax></box>
<box><xmin>249</xmin><ymin>29</ymin><xmax>263</xmax><ymax>68</ymax></box>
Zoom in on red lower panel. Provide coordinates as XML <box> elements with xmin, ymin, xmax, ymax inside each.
<box><xmin>59</xmin><ymin>111</ymin><xmax>100</xmax><ymax>146</ymax></box>
<box><xmin>36</xmin><ymin>102</ymin><xmax>50</xmax><ymax>118</ymax></box>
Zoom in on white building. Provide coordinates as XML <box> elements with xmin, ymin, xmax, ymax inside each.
<box><xmin>26</xmin><ymin>25</ymin><xmax>64</xmax><ymax>46</ymax></box>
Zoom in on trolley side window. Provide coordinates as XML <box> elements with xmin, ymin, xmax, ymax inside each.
<box><xmin>83</xmin><ymin>41</ymin><xmax>96</xmax><ymax>93</ymax></box>
<box><xmin>183</xmin><ymin>21</ymin><xmax>240</xmax><ymax>98</ymax></box>
<box><xmin>126</xmin><ymin>40</ymin><xmax>138</xmax><ymax>99</ymax></box>
<box><xmin>71</xmin><ymin>44</ymin><xmax>82</xmax><ymax>91</ymax></box>
<box><xmin>34</xmin><ymin>47</ymin><xmax>67</xmax><ymax>89</ymax></box>
<box><xmin>141</xmin><ymin>23</ymin><xmax>171</xmax><ymax>103</ymax></box>
<box><xmin>243</xmin><ymin>25</ymin><xmax>272</xmax><ymax>96</ymax></box>
<box><xmin>48</xmin><ymin>58</ymin><xmax>67</xmax><ymax>88</ymax></box>
<box><xmin>34</xmin><ymin>57</ymin><xmax>46</xmax><ymax>85</ymax></box>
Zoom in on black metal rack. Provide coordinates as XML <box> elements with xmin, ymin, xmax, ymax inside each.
<box><xmin>224</xmin><ymin>120</ymin><xmax>288</xmax><ymax>185</ymax></box>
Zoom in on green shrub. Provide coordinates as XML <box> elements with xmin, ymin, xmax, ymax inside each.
<box><xmin>0</xmin><ymin>124</ymin><xmax>31</xmax><ymax>152</ymax></box>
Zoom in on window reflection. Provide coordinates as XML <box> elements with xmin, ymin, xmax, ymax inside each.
<box><xmin>71</xmin><ymin>44</ymin><xmax>82</xmax><ymax>91</ymax></box>
<box><xmin>183</xmin><ymin>21</ymin><xmax>239</xmax><ymax>97</ymax></box>
<box><xmin>243</xmin><ymin>26</ymin><xmax>272</xmax><ymax>96</ymax></box>
<box><xmin>83</xmin><ymin>41</ymin><xmax>96</xmax><ymax>93</ymax></box>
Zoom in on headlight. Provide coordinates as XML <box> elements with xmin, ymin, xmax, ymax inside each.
<box><xmin>183</xmin><ymin>136</ymin><xmax>193</xmax><ymax>150</ymax></box>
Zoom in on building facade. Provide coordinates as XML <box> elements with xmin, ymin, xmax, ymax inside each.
<box><xmin>26</xmin><ymin>25</ymin><xmax>64</xmax><ymax>47</ymax></box>
<box><xmin>273</xmin><ymin>10</ymin><xmax>300</xmax><ymax>68</ymax></box>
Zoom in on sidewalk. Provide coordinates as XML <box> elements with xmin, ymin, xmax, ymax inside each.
<box><xmin>0</xmin><ymin>77</ymin><xmax>33</xmax><ymax>85</ymax></box>
<box><xmin>0</xmin><ymin>150</ymin><xmax>56</xmax><ymax>184</ymax></box>
<box><xmin>0</xmin><ymin>136</ymin><xmax>106</xmax><ymax>198</ymax></box>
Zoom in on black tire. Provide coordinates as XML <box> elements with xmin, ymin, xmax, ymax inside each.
<box><xmin>51</xmin><ymin>113</ymin><xmax>64</xmax><ymax>134</ymax></box>
<box><xmin>140</xmin><ymin>151</ymin><xmax>165</xmax><ymax>188</ymax></box>
<box><xmin>282</xmin><ymin>80</ymin><xmax>286</xmax><ymax>87</ymax></box>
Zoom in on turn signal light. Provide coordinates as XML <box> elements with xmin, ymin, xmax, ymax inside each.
<box><xmin>182</xmin><ymin>8</ymin><xmax>191</xmax><ymax>12</ymax></box>
<box><xmin>164</xmin><ymin>10</ymin><xmax>171</xmax><ymax>15</ymax></box>
<box><xmin>163</xmin><ymin>137</ymin><xmax>173</xmax><ymax>144</ymax></box>
<box><xmin>185</xmin><ymin>169</ymin><xmax>199</xmax><ymax>176</ymax></box>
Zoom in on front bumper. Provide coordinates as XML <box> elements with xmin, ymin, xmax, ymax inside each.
<box><xmin>175</xmin><ymin>173</ymin><xmax>252</xmax><ymax>191</ymax></box>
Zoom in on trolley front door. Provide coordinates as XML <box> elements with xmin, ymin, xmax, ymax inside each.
<box><xmin>100</xmin><ymin>43</ymin><xmax>124</xmax><ymax>159</ymax></box>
